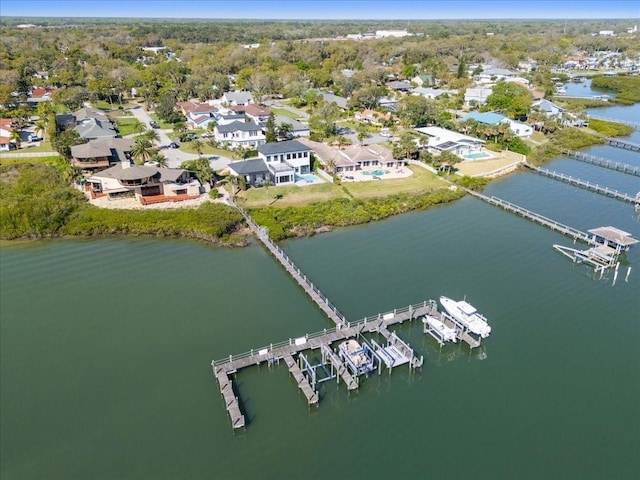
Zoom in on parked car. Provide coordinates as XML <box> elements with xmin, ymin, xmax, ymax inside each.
<box><xmin>149</xmin><ymin>120</ymin><xmax>159</xmax><ymax>129</ymax></box>
<box><xmin>379</xmin><ymin>130</ymin><xmax>391</xmax><ymax>138</ymax></box>
<box><xmin>28</xmin><ymin>134</ymin><xmax>41</xmax><ymax>142</ymax></box>
<box><xmin>169</xmin><ymin>142</ymin><xmax>179</xmax><ymax>149</ymax></box>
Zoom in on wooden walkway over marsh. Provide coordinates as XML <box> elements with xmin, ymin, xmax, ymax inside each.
<box><xmin>523</xmin><ymin>163</ymin><xmax>639</xmax><ymax>205</ymax></box>
<box><xmin>560</xmin><ymin>149</ymin><xmax>640</xmax><ymax>177</ymax></box>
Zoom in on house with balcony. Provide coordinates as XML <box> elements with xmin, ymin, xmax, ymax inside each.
<box><xmin>259</xmin><ymin>140</ymin><xmax>312</xmax><ymax>179</ymax></box>
<box><xmin>86</xmin><ymin>162</ymin><xmax>201</xmax><ymax>201</ymax></box>
<box><xmin>178</xmin><ymin>100</ymin><xmax>219</xmax><ymax>129</ymax></box>
<box><xmin>70</xmin><ymin>138</ymin><xmax>134</xmax><ymax>172</ymax></box>
<box><xmin>214</xmin><ymin>121</ymin><xmax>265</xmax><ymax>149</ymax></box>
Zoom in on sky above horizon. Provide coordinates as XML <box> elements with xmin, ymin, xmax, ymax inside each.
<box><xmin>2</xmin><ymin>0</ymin><xmax>639</xmax><ymax>20</ymax></box>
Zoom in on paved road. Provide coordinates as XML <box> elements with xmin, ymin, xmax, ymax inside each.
<box><xmin>127</xmin><ymin>105</ymin><xmax>236</xmax><ymax>170</ymax></box>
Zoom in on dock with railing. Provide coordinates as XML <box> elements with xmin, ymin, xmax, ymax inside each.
<box><xmin>602</xmin><ymin>137</ymin><xmax>640</xmax><ymax>152</ymax></box>
<box><xmin>560</xmin><ymin>149</ymin><xmax>640</xmax><ymax>177</ymax></box>
<box><xmin>523</xmin><ymin>163</ymin><xmax>639</xmax><ymax>205</ymax></box>
<box><xmin>462</xmin><ymin>188</ymin><xmax>594</xmax><ymax>244</ymax></box>
<box><xmin>212</xmin><ymin>301</ymin><xmax>432</xmax><ymax>428</ymax></box>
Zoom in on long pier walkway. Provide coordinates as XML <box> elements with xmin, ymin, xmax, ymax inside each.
<box><xmin>462</xmin><ymin>188</ymin><xmax>595</xmax><ymax>244</ymax></box>
<box><xmin>596</xmin><ymin>135</ymin><xmax>640</xmax><ymax>152</ymax></box>
<box><xmin>560</xmin><ymin>149</ymin><xmax>640</xmax><ymax>177</ymax></box>
<box><xmin>523</xmin><ymin>163</ymin><xmax>639</xmax><ymax>205</ymax></box>
<box><xmin>235</xmin><ymin>205</ymin><xmax>346</xmax><ymax>327</ymax></box>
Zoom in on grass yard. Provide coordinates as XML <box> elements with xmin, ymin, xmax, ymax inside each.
<box><xmin>148</xmin><ymin>113</ymin><xmax>177</xmax><ymax>130</ymax></box>
<box><xmin>269</xmin><ymin>107</ymin><xmax>302</xmax><ymax>120</ymax></box>
<box><xmin>114</xmin><ymin>117</ymin><xmax>143</xmax><ymax>136</ymax></box>
<box><xmin>343</xmin><ymin>167</ymin><xmax>445</xmax><ymax>199</ymax></box>
<box><xmin>234</xmin><ymin>166</ymin><xmax>446</xmax><ymax>207</ymax></box>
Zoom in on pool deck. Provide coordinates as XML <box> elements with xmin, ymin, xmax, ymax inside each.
<box><xmin>456</xmin><ymin>150</ymin><xmax>525</xmax><ymax>178</ymax></box>
<box><xmin>339</xmin><ymin>168</ymin><xmax>414</xmax><ymax>182</ymax></box>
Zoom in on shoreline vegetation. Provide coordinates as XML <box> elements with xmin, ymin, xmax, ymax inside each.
<box><xmin>0</xmin><ymin>111</ymin><xmax>632</xmax><ymax>246</ymax></box>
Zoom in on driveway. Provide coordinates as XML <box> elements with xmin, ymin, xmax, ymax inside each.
<box><xmin>126</xmin><ymin>106</ymin><xmax>201</xmax><ymax>168</ymax></box>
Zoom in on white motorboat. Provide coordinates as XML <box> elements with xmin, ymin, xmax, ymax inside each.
<box><xmin>439</xmin><ymin>296</ymin><xmax>491</xmax><ymax>338</ymax></box>
<box><xmin>422</xmin><ymin>315</ymin><xmax>457</xmax><ymax>343</ymax></box>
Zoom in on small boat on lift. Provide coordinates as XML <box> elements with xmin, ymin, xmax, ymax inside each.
<box><xmin>439</xmin><ymin>296</ymin><xmax>491</xmax><ymax>338</ymax></box>
<box><xmin>338</xmin><ymin>339</ymin><xmax>375</xmax><ymax>375</ymax></box>
<box><xmin>423</xmin><ymin>315</ymin><xmax>458</xmax><ymax>343</ymax></box>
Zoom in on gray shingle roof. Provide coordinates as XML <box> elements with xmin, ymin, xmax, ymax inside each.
<box><xmin>228</xmin><ymin>158</ymin><xmax>269</xmax><ymax>175</ymax></box>
<box><xmin>258</xmin><ymin>140</ymin><xmax>310</xmax><ymax>155</ymax></box>
<box><xmin>216</xmin><ymin>121</ymin><xmax>261</xmax><ymax>133</ymax></box>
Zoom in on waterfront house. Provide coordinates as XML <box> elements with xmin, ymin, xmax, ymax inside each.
<box><xmin>214</xmin><ymin>121</ymin><xmax>265</xmax><ymax>150</ymax></box>
<box><xmin>87</xmin><ymin>162</ymin><xmax>201</xmax><ymax>201</ymax></box>
<box><xmin>460</xmin><ymin>112</ymin><xmax>533</xmax><ymax>137</ymax></box>
<box><xmin>297</xmin><ymin>138</ymin><xmax>403</xmax><ymax>174</ymax></box>
<box><xmin>259</xmin><ymin>140</ymin><xmax>312</xmax><ymax>177</ymax></box>
<box><xmin>414</xmin><ymin>126</ymin><xmax>485</xmax><ymax>156</ymax></box>
<box><xmin>227</xmin><ymin>158</ymin><xmax>272</xmax><ymax>188</ymax></box>
<box><xmin>71</xmin><ymin>138</ymin><xmax>134</xmax><ymax>172</ymax></box>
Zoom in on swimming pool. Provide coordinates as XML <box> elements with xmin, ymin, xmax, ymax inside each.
<box><xmin>362</xmin><ymin>169</ymin><xmax>390</xmax><ymax>176</ymax></box>
<box><xmin>295</xmin><ymin>174</ymin><xmax>323</xmax><ymax>184</ymax></box>
<box><xmin>464</xmin><ymin>152</ymin><xmax>492</xmax><ymax>160</ymax></box>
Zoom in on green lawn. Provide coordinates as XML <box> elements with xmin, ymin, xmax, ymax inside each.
<box><xmin>269</xmin><ymin>107</ymin><xmax>302</xmax><ymax>120</ymax></box>
<box><xmin>114</xmin><ymin>117</ymin><xmax>143</xmax><ymax>136</ymax></box>
<box><xmin>234</xmin><ymin>166</ymin><xmax>446</xmax><ymax>207</ymax></box>
<box><xmin>148</xmin><ymin>113</ymin><xmax>176</xmax><ymax>130</ymax></box>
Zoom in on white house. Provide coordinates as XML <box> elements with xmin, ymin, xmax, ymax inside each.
<box><xmin>221</xmin><ymin>90</ymin><xmax>254</xmax><ymax>106</ymax></box>
<box><xmin>464</xmin><ymin>87</ymin><xmax>494</xmax><ymax>106</ymax></box>
<box><xmin>214</xmin><ymin>121</ymin><xmax>265</xmax><ymax>149</ymax></box>
<box><xmin>258</xmin><ymin>140</ymin><xmax>312</xmax><ymax>184</ymax></box>
<box><xmin>460</xmin><ymin>112</ymin><xmax>533</xmax><ymax>137</ymax></box>
<box><xmin>414</xmin><ymin>126</ymin><xmax>485</xmax><ymax>156</ymax></box>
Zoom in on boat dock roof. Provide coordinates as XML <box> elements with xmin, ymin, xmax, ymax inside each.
<box><xmin>588</xmin><ymin>226</ymin><xmax>639</xmax><ymax>248</ymax></box>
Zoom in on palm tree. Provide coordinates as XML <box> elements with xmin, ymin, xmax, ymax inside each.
<box><xmin>131</xmin><ymin>137</ymin><xmax>154</xmax><ymax>165</ymax></box>
<box><xmin>263</xmin><ymin>179</ymin><xmax>271</xmax><ymax>200</ymax></box>
<box><xmin>277</xmin><ymin>122</ymin><xmax>293</xmax><ymax>140</ymax></box>
<box><xmin>141</xmin><ymin>128</ymin><xmax>160</xmax><ymax>145</ymax></box>
<box><xmin>190</xmin><ymin>138</ymin><xmax>204</xmax><ymax>156</ymax></box>
<box><xmin>9</xmin><ymin>129</ymin><xmax>21</xmax><ymax>149</ymax></box>
<box><xmin>35</xmin><ymin>119</ymin><xmax>46</xmax><ymax>141</ymax></box>
<box><xmin>150</xmin><ymin>151</ymin><xmax>168</xmax><ymax>167</ymax></box>
<box><xmin>131</xmin><ymin>119</ymin><xmax>145</xmax><ymax>136</ymax></box>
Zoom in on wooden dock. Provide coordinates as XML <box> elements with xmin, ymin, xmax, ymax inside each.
<box><xmin>283</xmin><ymin>354</ymin><xmax>319</xmax><ymax>404</ymax></box>
<box><xmin>560</xmin><ymin>149</ymin><xmax>640</xmax><ymax>177</ymax></box>
<box><xmin>602</xmin><ymin>137</ymin><xmax>640</xmax><ymax>152</ymax></box>
<box><xmin>523</xmin><ymin>163</ymin><xmax>639</xmax><ymax>205</ymax></box>
<box><xmin>212</xmin><ymin>301</ymin><xmax>432</xmax><ymax>427</ymax></box>
<box><xmin>462</xmin><ymin>188</ymin><xmax>594</xmax><ymax>244</ymax></box>
<box><xmin>320</xmin><ymin>344</ymin><xmax>358</xmax><ymax>390</ymax></box>
<box><xmin>213</xmin><ymin>367</ymin><xmax>245</xmax><ymax>429</ymax></box>
<box><xmin>236</xmin><ymin>205</ymin><xmax>346</xmax><ymax>327</ymax></box>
